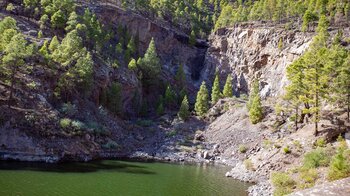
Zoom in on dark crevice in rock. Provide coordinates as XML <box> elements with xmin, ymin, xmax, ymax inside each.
<box><xmin>190</xmin><ymin>49</ymin><xmax>207</xmax><ymax>81</ymax></box>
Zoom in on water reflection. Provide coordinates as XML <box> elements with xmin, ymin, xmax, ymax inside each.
<box><xmin>0</xmin><ymin>160</ymin><xmax>156</xmax><ymax>175</ymax></box>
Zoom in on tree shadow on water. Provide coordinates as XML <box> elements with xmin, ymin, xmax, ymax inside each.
<box><xmin>0</xmin><ymin>160</ymin><xmax>156</xmax><ymax>175</ymax></box>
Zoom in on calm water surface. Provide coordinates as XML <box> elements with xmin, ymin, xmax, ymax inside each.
<box><xmin>0</xmin><ymin>160</ymin><xmax>251</xmax><ymax>196</ymax></box>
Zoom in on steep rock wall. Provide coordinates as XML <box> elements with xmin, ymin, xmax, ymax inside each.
<box><xmin>90</xmin><ymin>3</ymin><xmax>207</xmax><ymax>82</ymax></box>
<box><xmin>203</xmin><ymin>23</ymin><xmax>314</xmax><ymax>98</ymax></box>
<box><xmin>83</xmin><ymin>2</ymin><xmax>208</xmax><ymax>107</ymax></box>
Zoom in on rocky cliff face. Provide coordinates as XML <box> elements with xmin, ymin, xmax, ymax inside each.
<box><xmin>83</xmin><ymin>2</ymin><xmax>208</xmax><ymax>109</ymax></box>
<box><xmin>91</xmin><ymin>3</ymin><xmax>207</xmax><ymax>82</ymax></box>
<box><xmin>203</xmin><ymin>23</ymin><xmax>314</xmax><ymax>97</ymax></box>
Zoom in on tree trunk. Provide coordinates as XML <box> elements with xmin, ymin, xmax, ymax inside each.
<box><xmin>347</xmin><ymin>93</ymin><xmax>350</xmax><ymax>122</ymax></box>
<box><xmin>315</xmin><ymin>92</ymin><xmax>319</xmax><ymax>136</ymax></box>
<box><xmin>295</xmin><ymin>106</ymin><xmax>298</xmax><ymax>131</ymax></box>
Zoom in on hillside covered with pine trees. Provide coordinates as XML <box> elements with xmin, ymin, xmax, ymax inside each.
<box><xmin>0</xmin><ymin>0</ymin><xmax>350</xmax><ymax>195</ymax></box>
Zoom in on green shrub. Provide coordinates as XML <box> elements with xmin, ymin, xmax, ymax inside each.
<box><xmin>128</xmin><ymin>58</ymin><xmax>137</xmax><ymax>71</ymax></box>
<box><xmin>98</xmin><ymin>106</ymin><xmax>108</xmax><ymax>116</ymax></box>
<box><xmin>303</xmin><ymin>148</ymin><xmax>330</xmax><ymax>169</ymax></box>
<box><xmin>263</xmin><ymin>139</ymin><xmax>273</xmax><ymax>149</ymax></box>
<box><xmin>283</xmin><ymin>146</ymin><xmax>291</xmax><ymax>154</ymax></box>
<box><xmin>298</xmin><ymin>168</ymin><xmax>318</xmax><ymax>189</ymax></box>
<box><xmin>102</xmin><ymin>140</ymin><xmax>119</xmax><ymax>149</ymax></box>
<box><xmin>136</xmin><ymin>119</ymin><xmax>153</xmax><ymax>127</ymax></box>
<box><xmin>315</xmin><ymin>138</ymin><xmax>326</xmax><ymax>148</ymax></box>
<box><xmin>274</xmin><ymin>103</ymin><xmax>284</xmax><ymax>116</ymax></box>
<box><xmin>337</xmin><ymin>135</ymin><xmax>348</xmax><ymax>150</ymax></box>
<box><xmin>293</xmin><ymin>140</ymin><xmax>302</xmax><ymax>150</ymax></box>
<box><xmin>271</xmin><ymin>172</ymin><xmax>296</xmax><ymax>196</ymax></box>
<box><xmin>60</xmin><ymin>102</ymin><xmax>77</xmax><ymax>116</ymax></box>
<box><xmin>71</xmin><ymin>120</ymin><xmax>85</xmax><ymax>131</ymax></box>
<box><xmin>244</xmin><ymin>159</ymin><xmax>254</xmax><ymax>171</ymax></box>
<box><xmin>26</xmin><ymin>81</ymin><xmax>37</xmax><ymax>89</ymax></box>
<box><xmin>6</xmin><ymin>3</ymin><xmax>15</xmax><ymax>12</ymax></box>
<box><xmin>239</xmin><ymin>145</ymin><xmax>248</xmax><ymax>153</ymax></box>
<box><xmin>327</xmin><ymin>148</ymin><xmax>350</xmax><ymax>181</ymax></box>
<box><xmin>86</xmin><ymin>121</ymin><xmax>108</xmax><ymax>135</ymax></box>
<box><xmin>166</xmin><ymin>130</ymin><xmax>177</xmax><ymax>137</ymax></box>
<box><xmin>60</xmin><ymin>118</ymin><xmax>72</xmax><ymax>129</ymax></box>
<box><xmin>240</xmin><ymin>94</ymin><xmax>249</xmax><ymax>100</ymax></box>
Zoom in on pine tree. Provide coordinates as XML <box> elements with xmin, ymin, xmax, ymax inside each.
<box><xmin>178</xmin><ymin>95</ymin><xmax>190</xmax><ymax>121</ymax></box>
<box><xmin>333</xmin><ymin>53</ymin><xmax>350</xmax><ymax>122</ymax></box>
<box><xmin>128</xmin><ymin>58</ymin><xmax>137</xmax><ymax>71</ymax></box>
<box><xmin>138</xmin><ymin>38</ymin><xmax>161</xmax><ymax>85</ymax></box>
<box><xmin>302</xmin><ymin>15</ymin><xmax>329</xmax><ymax>136</ymax></box>
<box><xmin>189</xmin><ymin>30</ymin><xmax>196</xmax><ymax>46</ymax></box>
<box><xmin>39</xmin><ymin>40</ymin><xmax>50</xmax><ymax>60</ymax></box>
<box><xmin>156</xmin><ymin>95</ymin><xmax>164</xmax><ymax>116</ymax></box>
<box><xmin>222</xmin><ymin>74</ymin><xmax>233</xmax><ymax>98</ymax></box>
<box><xmin>74</xmin><ymin>51</ymin><xmax>94</xmax><ymax>94</ymax></box>
<box><xmin>211</xmin><ymin>72</ymin><xmax>221</xmax><ymax>104</ymax></box>
<box><xmin>1</xmin><ymin>33</ymin><xmax>32</xmax><ymax>107</ymax></box>
<box><xmin>156</xmin><ymin>101</ymin><xmax>164</xmax><ymax>116</ymax></box>
<box><xmin>0</xmin><ymin>29</ymin><xmax>17</xmax><ymax>52</ymax></box>
<box><xmin>179</xmin><ymin>87</ymin><xmax>187</xmax><ymax>104</ymax></box>
<box><xmin>278</xmin><ymin>37</ymin><xmax>283</xmax><ymax>50</ymax></box>
<box><xmin>49</xmin><ymin>36</ymin><xmax>60</xmax><ymax>53</ymax></box>
<box><xmin>0</xmin><ymin>17</ymin><xmax>17</xmax><ymax>37</ymax></box>
<box><xmin>125</xmin><ymin>36</ymin><xmax>136</xmax><ymax>62</ymax></box>
<box><xmin>65</xmin><ymin>11</ymin><xmax>79</xmax><ymax>32</ymax></box>
<box><xmin>24</xmin><ymin>0</ymin><xmax>39</xmax><ymax>8</ymax></box>
<box><xmin>107</xmin><ymin>82</ymin><xmax>122</xmax><ymax>115</ymax></box>
<box><xmin>51</xmin><ymin>10</ymin><xmax>66</xmax><ymax>29</ymax></box>
<box><xmin>37</xmin><ymin>30</ymin><xmax>43</xmax><ymax>38</ymax></box>
<box><xmin>52</xmin><ymin>29</ymin><xmax>83</xmax><ymax>66</ymax></box>
<box><xmin>175</xmin><ymin>63</ymin><xmax>186</xmax><ymax>88</ymax></box>
<box><xmin>285</xmin><ymin>57</ymin><xmax>308</xmax><ymax>130</ymax></box>
<box><xmin>39</xmin><ymin>14</ymin><xmax>48</xmax><ymax>30</ymax></box>
<box><xmin>165</xmin><ymin>85</ymin><xmax>176</xmax><ymax>107</ymax></box>
<box><xmin>195</xmin><ymin>81</ymin><xmax>209</xmax><ymax>117</ymax></box>
<box><xmin>248</xmin><ymin>80</ymin><xmax>263</xmax><ymax>124</ymax></box>
<box><xmin>302</xmin><ymin>10</ymin><xmax>316</xmax><ymax>32</ymax></box>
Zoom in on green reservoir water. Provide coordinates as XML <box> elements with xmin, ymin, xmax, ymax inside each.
<box><xmin>0</xmin><ymin>160</ymin><xmax>251</xmax><ymax>196</ymax></box>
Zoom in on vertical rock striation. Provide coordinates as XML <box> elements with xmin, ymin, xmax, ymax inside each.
<box><xmin>203</xmin><ymin>23</ymin><xmax>314</xmax><ymax>98</ymax></box>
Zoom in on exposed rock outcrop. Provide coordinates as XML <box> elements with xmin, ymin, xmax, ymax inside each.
<box><xmin>89</xmin><ymin>2</ymin><xmax>208</xmax><ymax>84</ymax></box>
<box><xmin>290</xmin><ymin>177</ymin><xmax>350</xmax><ymax>196</ymax></box>
<box><xmin>203</xmin><ymin>23</ymin><xmax>314</xmax><ymax>97</ymax></box>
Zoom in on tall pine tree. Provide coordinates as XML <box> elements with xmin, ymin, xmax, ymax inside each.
<box><xmin>211</xmin><ymin>72</ymin><xmax>221</xmax><ymax>104</ymax></box>
<box><xmin>302</xmin><ymin>15</ymin><xmax>329</xmax><ymax>136</ymax></box>
<box><xmin>138</xmin><ymin>38</ymin><xmax>161</xmax><ymax>86</ymax></box>
<box><xmin>195</xmin><ymin>81</ymin><xmax>209</xmax><ymax>117</ymax></box>
<box><xmin>248</xmin><ymin>80</ymin><xmax>263</xmax><ymax>124</ymax></box>
<box><xmin>223</xmin><ymin>74</ymin><xmax>233</xmax><ymax>98</ymax></box>
<box><xmin>1</xmin><ymin>33</ymin><xmax>33</xmax><ymax>107</ymax></box>
<box><xmin>178</xmin><ymin>95</ymin><xmax>190</xmax><ymax>121</ymax></box>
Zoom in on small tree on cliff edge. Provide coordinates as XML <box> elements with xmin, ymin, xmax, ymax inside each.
<box><xmin>248</xmin><ymin>80</ymin><xmax>263</xmax><ymax>124</ymax></box>
<box><xmin>223</xmin><ymin>74</ymin><xmax>233</xmax><ymax>98</ymax></box>
<box><xmin>211</xmin><ymin>72</ymin><xmax>221</xmax><ymax>105</ymax></box>
<box><xmin>195</xmin><ymin>81</ymin><xmax>209</xmax><ymax>117</ymax></box>
<box><xmin>178</xmin><ymin>95</ymin><xmax>190</xmax><ymax>121</ymax></box>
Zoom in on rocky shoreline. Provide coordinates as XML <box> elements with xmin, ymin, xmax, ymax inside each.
<box><xmin>0</xmin><ymin>145</ymin><xmax>272</xmax><ymax>196</ymax></box>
